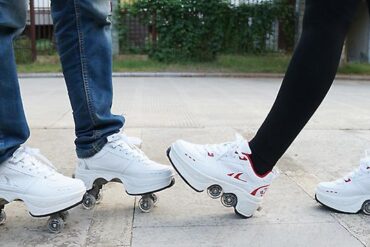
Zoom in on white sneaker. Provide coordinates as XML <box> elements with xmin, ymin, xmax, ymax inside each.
<box><xmin>315</xmin><ymin>151</ymin><xmax>370</xmax><ymax>214</ymax></box>
<box><xmin>0</xmin><ymin>146</ymin><xmax>86</xmax><ymax>232</ymax></box>
<box><xmin>75</xmin><ymin>133</ymin><xmax>175</xmax><ymax>212</ymax></box>
<box><xmin>167</xmin><ymin>134</ymin><xmax>277</xmax><ymax>218</ymax></box>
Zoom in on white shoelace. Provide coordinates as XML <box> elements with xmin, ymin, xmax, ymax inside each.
<box><xmin>108</xmin><ymin>134</ymin><xmax>150</xmax><ymax>164</ymax></box>
<box><xmin>9</xmin><ymin>146</ymin><xmax>57</xmax><ymax>178</ymax></box>
<box><xmin>204</xmin><ymin>134</ymin><xmax>250</xmax><ymax>160</ymax></box>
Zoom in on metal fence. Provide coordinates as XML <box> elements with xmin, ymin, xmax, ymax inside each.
<box><xmin>15</xmin><ymin>0</ymin><xmax>298</xmax><ymax>63</ymax></box>
<box><xmin>14</xmin><ymin>0</ymin><xmax>55</xmax><ymax>63</ymax></box>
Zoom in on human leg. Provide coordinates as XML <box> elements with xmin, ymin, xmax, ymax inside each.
<box><xmin>249</xmin><ymin>0</ymin><xmax>361</xmax><ymax>175</ymax></box>
<box><xmin>51</xmin><ymin>0</ymin><xmax>124</xmax><ymax>158</ymax></box>
<box><xmin>0</xmin><ymin>0</ymin><xmax>30</xmax><ymax>164</ymax></box>
<box><xmin>50</xmin><ymin>0</ymin><xmax>174</xmax><ymax>211</ymax></box>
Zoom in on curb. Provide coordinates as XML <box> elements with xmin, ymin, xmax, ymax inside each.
<box><xmin>18</xmin><ymin>72</ymin><xmax>370</xmax><ymax>81</ymax></box>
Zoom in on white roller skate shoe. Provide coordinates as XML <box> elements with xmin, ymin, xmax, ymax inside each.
<box><xmin>167</xmin><ymin>134</ymin><xmax>277</xmax><ymax>218</ymax></box>
<box><xmin>0</xmin><ymin>146</ymin><xmax>86</xmax><ymax>233</ymax></box>
<box><xmin>315</xmin><ymin>151</ymin><xmax>370</xmax><ymax>214</ymax></box>
<box><xmin>75</xmin><ymin>133</ymin><xmax>175</xmax><ymax>213</ymax></box>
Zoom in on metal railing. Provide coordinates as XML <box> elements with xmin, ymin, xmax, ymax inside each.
<box><xmin>14</xmin><ymin>0</ymin><xmax>55</xmax><ymax>63</ymax></box>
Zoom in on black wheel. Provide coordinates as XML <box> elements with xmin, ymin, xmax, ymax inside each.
<box><xmin>151</xmin><ymin>194</ymin><xmax>158</xmax><ymax>206</ymax></box>
<box><xmin>60</xmin><ymin>211</ymin><xmax>69</xmax><ymax>221</ymax></box>
<box><xmin>362</xmin><ymin>200</ymin><xmax>370</xmax><ymax>215</ymax></box>
<box><xmin>0</xmin><ymin>210</ymin><xmax>6</xmax><ymax>225</ymax></box>
<box><xmin>47</xmin><ymin>216</ymin><xmax>64</xmax><ymax>234</ymax></box>
<box><xmin>221</xmin><ymin>193</ymin><xmax>237</xmax><ymax>208</ymax></box>
<box><xmin>207</xmin><ymin>185</ymin><xmax>223</xmax><ymax>199</ymax></box>
<box><xmin>82</xmin><ymin>193</ymin><xmax>97</xmax><ymax>210</ymax></box>
<box><xmin>139</xmin><ymin>196</ymin><xmax>154</xmax><ymax>213</ymax></box>
<box><xmin>96</xmin><ymin>192</ymin><xmax>103</xmax><ymax>204</ymax></box>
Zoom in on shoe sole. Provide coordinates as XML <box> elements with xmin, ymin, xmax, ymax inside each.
<box><xmin>315</xmin><ymin>193</ymin><xmax>370</xmax><ymax>215</ymax></box>
<box><xmin>75</xmin><ymin>167</ymin><xmax>175</xmax><ymax>195</ymax></box>
<box><xmin>0</xmin><ymin>188</ymin><xmax>85</xmax><ymax>217</ymax></box>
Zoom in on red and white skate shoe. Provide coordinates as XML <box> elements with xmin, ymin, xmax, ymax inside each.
<box><xmin>315</xmin><ymin>151</ymin><xmax>370</xmax><ymax>214</ymax></box>
<box><xmin>167</xmin><ymin>134</ymin><xmax>277</xmax><ymax>218</ymax></box>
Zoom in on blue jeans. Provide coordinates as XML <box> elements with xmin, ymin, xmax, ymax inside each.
<box><xmin>0</xmin><ymin>0</ymin><xmax>124</xmax><ymax>164</ymax></box>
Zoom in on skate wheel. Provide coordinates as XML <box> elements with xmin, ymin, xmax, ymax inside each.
<box><xmin>362</xmin><ymin>200</ymin><xmax>370</xmax><ymax>215</ymax></box>
<box><xmin>138</xmin><ymin>196</ymin><xmax>154</xmax><ymax>213</ymax></box>
<box><xmin>60</xmin><ymin>211</ymin><xmax>69</xmax><ymax>221</ymax></box>
<box><xmin>96</xmin><ymin>192</ymin><xmax>103</xmax><ymax>204</ymax></box>
<box><xmin>207</xmin><ymin>185</ymin><xmax>223</xmax><ymax>199</ymax></box>
<box><xmin>47</xmin><ymin>216</ymin><xmax>64</xmax><ymax>234</ymax></box>
<box><xmin>221</xmin><ymin>193</ymin><xmax>238</xmax><ymax>208</ymax></box>
<box><xmin>82</xmin><ymin>193</ymin><xmax>97</xmax><ymax>210</ymax></box>
<box><xmin>0</xmin><ymin>210</ymin><xmax>6</xmax><ymax>225</ymax></box>
<box><xmin>151</xmin><ymin>194</ymin><xmax>158</xmax><ymax>206</ymax></box>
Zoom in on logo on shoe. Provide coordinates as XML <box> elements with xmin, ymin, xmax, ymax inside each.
<box><xmin>250</xmin><ymin>185</ymin><xmax>269</xmax><ymax>197</ymax></box>
<box><xmin>227</xmin><ymin>173</ymin><xmax>247</xmax><ymax>182</ymax></box>
<box><xmin>236</xmin><ymin>152</ymin><xmax>250</xmax><ymax>162</ymax></box>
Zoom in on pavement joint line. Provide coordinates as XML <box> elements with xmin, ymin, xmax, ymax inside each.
<box><xmin>332</xmin><ymin>214</ymin><xmax>367</xmax><ymax>247</ymax></box>
<box><xmin>49</xmin><ymin>109</ymin><xmax>72</xmax><ymax>128</ymax></box>
<box><xmin>18</xmin><ymin>72</ymin><xmax>370</xmax><ymax>81</ymax></box>
<box><xmin>84</xmin><ymin>208</ymin><xmax>98</xmax><ymax>247</ymax></box>
<box><xmin>130</xmin><ymin>197</ymin><xmax>136</xmax><ymax>247</ymax></box>
<box><xmin>279</xmin><ymin>155</ymin><xmax>367</xmax><ymax>245</ymax></box>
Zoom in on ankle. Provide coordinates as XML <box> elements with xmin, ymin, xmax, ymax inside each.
<box><xmin>248</xmin><ymin>151</ymin><xmax>273</xmax><ymax>177</ymax></box>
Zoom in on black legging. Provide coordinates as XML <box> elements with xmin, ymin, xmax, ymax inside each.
<box><xmin>249</xmin><ymin>0</ymin><xmax>362</xmax><ymax>175</ymax></box>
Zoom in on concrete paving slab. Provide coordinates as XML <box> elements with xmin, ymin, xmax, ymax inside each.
<box><xmin>20</xmin><ymin>78</ymin><xmax>72</xmax><ymax>129</ymax></box>
<box><xmin>132</xmin><ymin>173</ymin><xmax>338</xmax><ymax>228</ymax></box>
<box><xmin>131</xmin><ymin>222</ymin><xmax>362</xmax><ymax>247</ymax></box>
<box><xmin>281</xmin><ymin>129</ymin><xmax>370</xmax><ymax>246</ymax></box>
<box><xmin>84</xmin><ymin>183</ymin><xmax>134</xmax><ymax>247</ymax></box>
<box><xmin>20</xmin><ymin>78</ymin><xmax>370</xmax><ymax>131</ymax></box>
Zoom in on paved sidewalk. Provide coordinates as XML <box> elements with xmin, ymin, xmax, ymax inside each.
<box><xmin>18</xmin><ymin>72</ymin><xmax>370</xmax><ymax>81</ymax></box>
<box><xmin>1</xmin><ymin>77</ymin><xmax>370</xmax><ymax>247</ymax></box>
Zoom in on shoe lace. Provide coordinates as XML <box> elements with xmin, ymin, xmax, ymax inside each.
<box><xmin>9</xmin><ymin>146</ymin><xmax>57</xmax><ymax>178</ymax></box>
<box><xmin>204</xmin><ymin>134</ymin><xmax>249</xmax><ymax>160</ymax></box>
<box><xmin>108</xmin><ymin>134</ymin><xmax>149</xmax><ymax>164</ymax></box>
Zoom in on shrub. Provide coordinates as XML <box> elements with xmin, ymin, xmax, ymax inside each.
<box><xmin>14</xmin><ymin>37</ymin><xmax>33</xmax><ymax>64</ymax></box>
<box><xmin>118</xmin><ymin>0</ymin><xmax>295</xmax><ymax>62</ymax></box>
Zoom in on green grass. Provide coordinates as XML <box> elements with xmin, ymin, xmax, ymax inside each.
<box><xmin>18</xmin><ymin>54</ymin><xmax>291</xmax><ymax>73</ymax></box>
<box><xmin>338</xmin><ymin>62</ymin><xmax>370</xmax><ymax>75</ymax></box>
<box><xmin>16</xmin><ymin>54</ymin><xmax>370</xmax><ymax>75</ymax></box>
<box><xmin>113</xmin><ymin>54</ymin><xmax>291</xmax><ymax>73</ymax></box>
<box><xmin>17</xmin><ymin>56</ymin><xmax>62</xmax><ymax>73</ymax></box>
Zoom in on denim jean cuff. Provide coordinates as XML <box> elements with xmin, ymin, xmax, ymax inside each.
<box><xmin>76</xmin><ymin>137</ymin><xmax>108</xmax><ymax>159</ymax></box>
<box><xmin>0</xmin><ymin>145</ymin><xmax>21</xmax><ymax>165</ymax></box>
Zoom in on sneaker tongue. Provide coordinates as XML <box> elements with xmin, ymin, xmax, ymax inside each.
<box><xmin>235</xmin><ymin>134</ymin><xmax>251</xmax><ymax>154</ymax></box>
<box><xmin>107</xmin><ymin>134</ymin><xmax>121</xmax><ymax>143</ymax></box>
<box><xmin>360</xmin><ymin>157</ymin><xmax>370</xmax><ymax>170</ymax></box>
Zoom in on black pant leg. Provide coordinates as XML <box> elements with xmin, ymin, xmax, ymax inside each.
<box><xmin>249</xmin><ymin>0</ymin><xmax>361</xmax><ymax>174</ymax></box>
